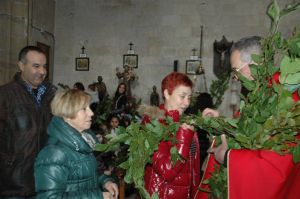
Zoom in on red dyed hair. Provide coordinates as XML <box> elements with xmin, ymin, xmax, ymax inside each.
<box><xmin>161</xmin><ymin>72</ymin><xmax>193</xmax><ymax>96</ymax></box>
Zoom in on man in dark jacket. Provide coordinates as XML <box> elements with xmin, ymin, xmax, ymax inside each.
<box><xmin>0</xmin><ymin>46</ymin><xmax>57</xmax><ymax>198</ymax></box>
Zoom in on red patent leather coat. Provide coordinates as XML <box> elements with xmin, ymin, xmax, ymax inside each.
<box><xmin>143</xmin><ymin>105</ymin><xmax>200</xmax><ymax>199</ymax></box>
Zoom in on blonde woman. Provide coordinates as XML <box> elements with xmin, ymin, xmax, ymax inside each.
<box><xmin>34</xmin><ymin>89</ymin><xmax>118</xmax><ymax>199</ymax></box>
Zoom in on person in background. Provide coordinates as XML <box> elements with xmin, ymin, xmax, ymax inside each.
<box><xmin>73</xmin><ymin>82</ymin><xmax>85</xmax><ymax>91</ymax></box>
<box><xmin>111</xmin><ymin>83</ymin><xmax>127</xmax><ymax>115</ymax></box>
<box><xmin>34</xmin><ymin>89</ymin><xmax>118</xmax><ymax>199</ymax></box>
<box><xmin>120</xmin><ymin>115</ymin><xmax>131</xmax><ymax>128</ymax></box>
<box><xmin>140</xmin><ymin>72</ymin><xmax>200</xmax><ymax>199</ymax></box>
<box><xmin>0</xmin><ymin>46</ymin><xmax>57</xmax><ymax>199</ymax></box>
<box><xmin>106</xmin><ymin>114</ymin><xmax>120</xmax><ymax>138</ymax></box>
<box><xmin>86</xmin><ymin>83</ymin><xmax>99</xmax><ymax>112</ymax></box>
<box><xmin>196</xmin><ymin>36</ymin><xmax>300</xmax><ymax>199</ymax></box>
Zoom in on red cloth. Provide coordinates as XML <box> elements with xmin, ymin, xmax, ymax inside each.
<box><xmin>195</xmin><ymin>147</ymin><xmax>300</xmax><ymax>199</ymax></box>
<box><xmin>194</xmin><ymin>139</ymin><xmax>220</xmax><ymax>199</ymax></box>
<box><xmin>228</xmin><ymin>150</ymin><xmax>300</xmax><ymax>199</ymax></box>
<box><xmin>143</xmin><ymin>105</ymin><xmax>201</xmax><ymax>199</ymax></box>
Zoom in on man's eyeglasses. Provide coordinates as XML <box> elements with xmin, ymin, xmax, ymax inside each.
<box><xmin>233</xmin><ymin>63</ymin><xmax>248</xmax><ymax>72</ymax></box>
<box><xmin>232</xmin><ymin>63</ymin><xmax>248</xmax><ymax>80</ymax></box>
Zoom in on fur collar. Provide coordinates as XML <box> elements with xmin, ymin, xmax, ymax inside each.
<box><xmin>137</xmin><ymin>104</ymin><xmax>165</xmax><ymax>120</ymax></box>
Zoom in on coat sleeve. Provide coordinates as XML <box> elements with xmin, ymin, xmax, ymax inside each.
<box><xmin>34</xmin><ymin>147</ymin><xmax>104</xmax><ymax>199</ymax></box>
<box><xmin>151</xmin><ymin>127</ymin><xmax>194</xmax><ymax>182</ymax></box>
<box><xmin>228</xmin><ymin>149</ymin><xmax>300</xmax><ymax>199</ymax></box>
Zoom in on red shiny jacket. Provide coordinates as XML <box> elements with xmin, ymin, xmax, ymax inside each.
<box><xmin>143</xmin><ymin>105</ymin><xmax>200</xmax><ymax>199</ymax></box>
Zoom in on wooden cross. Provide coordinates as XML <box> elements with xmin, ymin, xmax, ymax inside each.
<box><xmin>81</xmin><ymin>46</ymin><xmax>85</xmax><ymax>54</ymax></box>
<box><xmin>129</xmin><ymin>42</ymin><xmax>134</xmax><ymax>50</ymax></box>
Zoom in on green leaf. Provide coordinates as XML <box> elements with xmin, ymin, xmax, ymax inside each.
<box><xmin>170</xmin><ymin>146</ymin><xmax>181</xmax><ymax>165</ymax></box>
<box><xmin>288</xmin><ymin>37</ymin><xmax>300</xmax><ymax>57</ymax></box>
<box><xmin>94</xmin><ymin>143</ymin><xmax>109</xmax><ymax>151</ymax></box>
<box><xmin>151</xmin><ymin>192</ymin><xmax>159</xmax><ymax>199</ymax></box>
<box><xmin>238</xmin><ymin>73</ymin><xmax>256</xmax><ymax>91</ymax></box>
<box><xmin>280</xmin><ymin>57</ymin><xmax>300</xmax><ymax>78</ymax></box>
<box><xmin>119</xmin><ymin>161</ymin><xmax>130</xmax><ymax>169</ymax></box>
<box><xmin>267</xmin><ymin>0</ymin><xmax>280</xmax><ymax>21</ymax></box>
<box><xmin>278</xmin><ymin>92</ymin><xmax>295</xmax><ymax>110</ymax></box>
<box><xmin>235</xmin><ymin>134</ymin><xmax>250</xmax><ymax>146</ymax></box>
<box><xmin>292</xmin><ymin>144</ymin><xmax>300</xmax><ymax>163</ymax></box>
<box><xmin>251</xmin><ymin>54</ymin><xmax>262</xmax><ymax>64</ymax></box>
<box><xmin>280</xmin><ymin>2</ymin><xmax>300</xmax><ymax>18</ymax></box>
<box><xmin>284</xmin><ymin>73</ymin><xmax>300</xmax><ymax>85</ymax></box>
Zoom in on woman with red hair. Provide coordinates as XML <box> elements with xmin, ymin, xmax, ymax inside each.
<box><xmin>140</xmin><ymin>72</ymin><xmax>200</xmax><ymax>199</ymax></box>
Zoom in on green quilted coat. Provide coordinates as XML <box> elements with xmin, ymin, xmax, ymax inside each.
<box><xmin>34</xmin><ymin>116</ymin><xmax>112</xmax><ymax>199</ymax></box>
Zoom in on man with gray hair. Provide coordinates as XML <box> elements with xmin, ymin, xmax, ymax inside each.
<box><xmin>230</xmin><ymin>36</ymin><xmax>262</xmax><ymax>80</ymax></box>
<box><xmin>196</xmin><ymin>36</ymin><xmax>300</xmax><ymax>199</ymax></box>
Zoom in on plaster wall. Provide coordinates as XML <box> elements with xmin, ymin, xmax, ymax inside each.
<box><xmin>54</xmin><ymin>0</ymin><xmax>300</xmax><ymax>116</ymax></box>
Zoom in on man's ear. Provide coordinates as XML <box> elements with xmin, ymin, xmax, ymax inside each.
<box><xmin>163</xmin><ymin>89</ymin><xmax>170</xmax><ymax>100</ymax></box>
<box><xmin>18</xmin><ymin>61</ymin><xmax>24</xmax><ymax>72</ymax></box>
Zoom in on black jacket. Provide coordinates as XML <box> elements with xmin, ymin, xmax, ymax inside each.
<box><xmin>0</xmin><ymin>72</ymin><xmax>56</xmax><ymax>197</ymax></box>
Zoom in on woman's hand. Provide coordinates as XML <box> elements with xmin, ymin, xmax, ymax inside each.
<box><xmin>103</xmin><ymin>192</ymin><xmax>111</xmax><ymax>199</ymax></box>
<box><xmin>202</xmin><ymin>108</ymin><xmax>220</xmax><ymax>117</ymax></box>
<box><xmin>180</xmin><ymin>122</ymin><xmax>194</xmax><ymax>131</ymax></box>
<box><xmin>103</xmin><ymin>181</ymin><xmax>119</xmax><ymax>199</ymax></box>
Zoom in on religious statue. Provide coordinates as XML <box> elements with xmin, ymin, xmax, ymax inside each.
<box><xmin>213</xmin><ymin>36</ymin><xmax>233</xmax><ymax>78</ymax></box>
<box><xmin>150</xmin><ymin>85</ymin><xmax>160</xmax><ymax>106</ymax></box>
<box><xmin>94</xmin><ymin>75</ymin><xmax>107</xmax><ymax>102</ymax></box>
<box><xmin>116</xmin><ymin>65</ymin><xmax>136</xmax><ymax>98</ymax></box>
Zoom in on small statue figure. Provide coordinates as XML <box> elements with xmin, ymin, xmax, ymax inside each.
<box><xmin>116</xmin><ymin>65</ymin><xmax>136</xmax><ymax>98</ymax></box>
<box><xmin>94</xmin><ymin>76</ymin><xmax>107</xmax><ymax>102</ymax></box>
<box><xmin>150</xmin><ymin>85</ymin><xmax>160</xmax><ymax>107</ymax></box>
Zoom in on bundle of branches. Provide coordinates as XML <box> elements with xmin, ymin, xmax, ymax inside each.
<box><xmin>191</xmin><ymin>1</ymin><xmax>300</xmax><ymax>198</ymax></box>
<box><xmin>95</xmin><ymin>118</ymin><xmax>181</xmax><ymax>199</ymax></box>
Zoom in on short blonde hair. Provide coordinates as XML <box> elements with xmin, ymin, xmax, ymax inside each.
<box><xmin>51</xmin><ymin>89</ymin><xmax>91</xmax><ymax>119</ymax></box>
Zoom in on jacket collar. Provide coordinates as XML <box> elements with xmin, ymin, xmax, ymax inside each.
<box><xmin>47</xmin><ymin>116</ymin><xmax>94</xmax><ymax>153</ymax></box>
<box><xmin>159</xmin><ymin>104</ymin><xmax>180</xmax><ymax>122</ymax></box>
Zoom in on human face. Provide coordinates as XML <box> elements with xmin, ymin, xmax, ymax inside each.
<box><xmin>18</xmin><ymin>51</ymin><xmax>47</xmax><ymax>88</ymax></box>
<box><xmin>164</xmin><ymin>85</ymin><xmax>192</xmax><ymax>115</ymax></box>
<box><xmin>110</xmin><ymin>117</ymin><xmax>119</xmax><ymax>129</ymax></box>
<box><xmin>230</xmin><ymin>50</ymin><xmax>253</xmax><ymax>80</ymax></box>
<box><xmin>65</xmin><ymin>106</ymin><xmax>94</xmax><ymax>133</ymax></box>
<box><xmin>118</xmin><ymin>84</ymin><xmax>126</xmax><ymax>94</ymax></box>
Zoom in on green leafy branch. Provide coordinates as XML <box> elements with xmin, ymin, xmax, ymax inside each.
<box><xmin>93</xmin><ymin>95</ymin><xmax>113</xmax><ymax>127</ymax></box>
<box><xmin>200</xmin><ymin>1</ymin><xmax>300</xmax><ymax>198</ymax></box>
<box><xmin>210</xmin><ymin>72</ymin><xmax>231</xmax><ymax>108</ymax></box>
<box><xmin>95</xmin><ymin>118</ymin><xmax>181</xmax><ymax>199</ymax></box>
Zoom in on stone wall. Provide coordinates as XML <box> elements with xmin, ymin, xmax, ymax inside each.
<box><xmin>0</xmin><ymin>0</ymin><xmax>28</xmax><ymax>85</ymax></box>
<box><xmin>0</xmin><ymin>0</ymin><xmax>55</xmax><ymax>85</ymax></box>
<box><xmin>52</xmin><ymin>0</ymin><xmax>299</xmax><ymax>116</ymax></box>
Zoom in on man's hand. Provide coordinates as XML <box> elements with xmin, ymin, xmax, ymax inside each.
<box><xmin>207</xmin><ymin>134</ymin><xmax>228</xmax><ymax>164</ymax></box>
<box><xmin>103</xmin><ymin>181</ymin><xmax>119</xmax><ymax>199</ymax></box>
